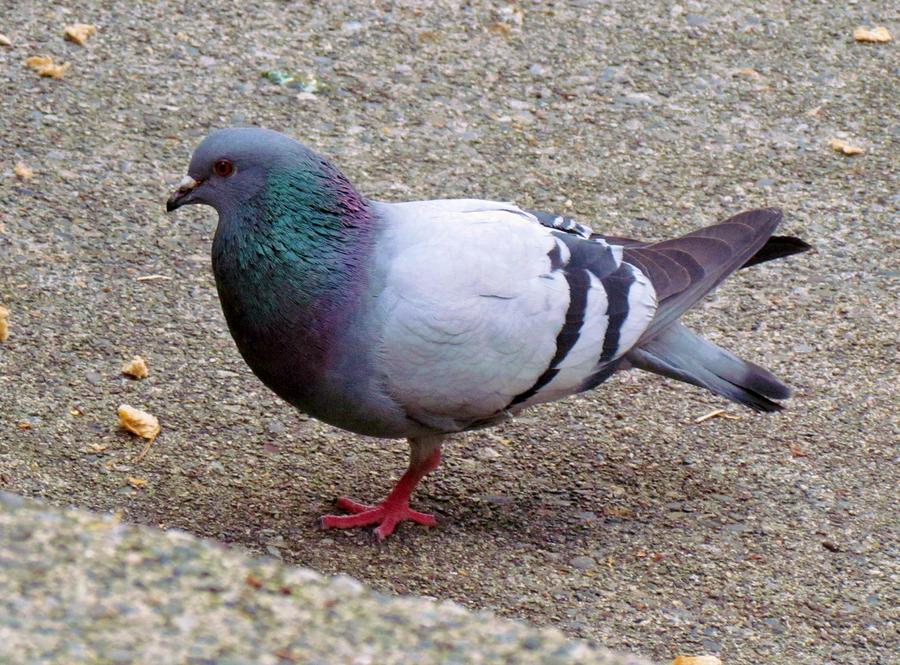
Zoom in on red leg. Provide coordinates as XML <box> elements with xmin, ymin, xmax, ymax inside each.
<box><xmin>321</xmin><ymin>438</ymin><xmax>443</xmax><ymax>540</ymax></box>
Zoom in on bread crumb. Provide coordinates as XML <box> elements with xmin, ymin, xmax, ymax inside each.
<box><xmin>25</xmin><ymin>55</ymin><xmax>71</xmax><ymax>79</ymax></box>
<box><xmin>14</xmin><ymin>162</ymin><xmax>33</xmax><ymax>180</ymax></box>
<box><xmin>0</xmin><ymin>306</ymin><xmax>9</xmax><ymax>342</ymax></box>
<box><xmin>853</xmin><ymin>26</ymin><xmax>892</xmax><ymax>43</ymax></box>
<box><xmin>117</xmin><ymin>404</ymin><xmax>160</xmax><ymax>441</ymax></box>
<box><xmin>122</xmin><ymin>355</ymin><xmax>149</xmax><ymax>379</ymax></box>
<box><xmin>64</xmin><ymin>23</ymin><xmax>98</xmax><ymax>46</ymax></box>
<box><xmin>671</xmin><ymin>657</ymin><xmax>723</xmax><ymax>665</ymax></box>
<box><xmin>829</xmin><ymin>138</ymin><xmax>863</xmax><ymax>155</ymax></box>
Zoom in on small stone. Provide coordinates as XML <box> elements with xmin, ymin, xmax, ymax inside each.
<box><xmin>763</xmin><ymin>617</ymin><xmax>786</xmax><ymax>634</ymax></box>
<box><xmin>686</xmin><ymin>14</ymin><xmax>709</xmax><ymax>27</ymax></box>
<box><xmin>570</xmin><ymin>556</ymin><xmax>596</xmax><ymax>570</ymax></box>
<box><xmin>85</xmin><ymin>370</ymin><xmax>102</xmax><ymax>386</ymax></box>
<box><xmin>267</xmin><ymin>419</ymin><xmax>285</xmax><ymax>435</ymax></box>
<box><xmin>479</xmin><ymin>494</ymin><xmax>513</xmax><ymax>505</ymax></box>
<box><xmin>599</xmin><ymin>66</ymin><xmax>624</xmax><ymax>82</ymax></box>
<box><xmin>476</xmin><ymin>446</ymin><xmax>500</xmax><ymax>460</ymax></box>
<box><xmin>618</xmin><ymin>92</ymin><xmax>657</xmax><ymax>106</ymax></box>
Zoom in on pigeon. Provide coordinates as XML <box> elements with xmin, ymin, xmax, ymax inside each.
<box><xmin>167</xmin><ymin>127</ymin><xmax>810</xmax><ymax>540</ymax></box>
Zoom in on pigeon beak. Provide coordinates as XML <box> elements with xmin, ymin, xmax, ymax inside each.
<box><xmin>166</xmin><ymin>175</ymin><xmax>200</xmax><ymax>212</ymax></box>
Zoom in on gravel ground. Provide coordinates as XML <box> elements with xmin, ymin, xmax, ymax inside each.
<box><xmin>1</xmin><ymin>1</ymin><xmax>897</xmax><ymax>664</ymax></box>
<box><xmin>0</xmin><ymin>493</ymin><xmax>650</xmax><ymax>665</ymax></box>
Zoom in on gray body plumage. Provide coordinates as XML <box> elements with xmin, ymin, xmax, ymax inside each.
<box><xmin>171</xmin><ymin>128</ymin><xmax>807</xmax><ymax>441</ymax></box>
<box><xmin>307</xmin><ymin>201</ymin><xmax>798</xmax><ymax>440</ymax></box>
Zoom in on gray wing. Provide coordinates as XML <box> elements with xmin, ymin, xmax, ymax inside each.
<box><xmin>368</xmin><ymin>200</ymin><xmax>657</xmax><ymax>433</ymax></box>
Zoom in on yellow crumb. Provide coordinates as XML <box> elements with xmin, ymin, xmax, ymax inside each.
<box><xmin>63</xmin><ymin>23</ymin><xmax>98</xmax><ymax>46</ymax></box>
<box><xmin>853</xmin><ymin>26</ymin><xmax>892</xmax><ymax>43</ymax></box>
<box><xmin>117</xmin><ymin>404</ymin><xmax>160</xmax><ymax>441</ymax></box>
<box><xmin>122</xmin><ymin>355</ymin><xmax>149</xmax><ymax>379</ymax></box>
<box><xmin>25</xmin><ymin>54</ymin><xmax>71</xmax><ymax>79</ymax></box>
<box><xmin>0</xmin><ymin>305</ymin><xmax>9</xmax><ymax>342</ymax></box>
<box><xmin>14</xmin><ymin>162</ymin><xmax>33</xmax><ymax>180</ymax></box>
<box><xmin>829</xmin><ymin>138</ymin><xmax>863</xmax><ymax>155</ymax></box>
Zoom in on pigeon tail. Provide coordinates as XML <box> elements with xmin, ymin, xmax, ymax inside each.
<box><xmin>622</xmin><ymin>208</ymin><xmax>805</xmax><ymax>411</ymax></box>
<box><xmin>627</xmin><ymin>323</ymin><xmax>789</xmax><ymax>412</ymax></box>
<box><xmin>622</xmin><ymin>208</ymin><xmax>787</xmax><ymax>343</ymax></box>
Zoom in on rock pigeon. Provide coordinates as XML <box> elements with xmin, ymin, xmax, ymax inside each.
<box><xmin>167</xmin><ymin>127</ymin><xmax>809</xmax><ymax>540</ymax></box>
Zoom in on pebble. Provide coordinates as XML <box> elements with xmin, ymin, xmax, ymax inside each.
<box><xmin>476</xmin><ymin>447</ymin><xmax>500</xmax><ymax>460</ymax></box>
<box><xmin>617</xmin><ymin>93</ymin><xmax>657</xmax><ymax>106</ymax></box>
<box><xmin>701</xmin><ymin>638</ymin><xmax>722</xmax><ymax>653</ymax></box>
<box><xmin>570</xmin><ymin>556</ymin><xmax>596</xmax><ymax>571</ymax></box>
<box><xmin>686</xmin><ymin>13</ymin><xmax>709</xmax><ymax>27</ymax></box>
<box><xmin>763</xmin><ymin>618</ymin><xmax>786</xmax><ymax>634</ymax></box>
<box><xmin>85</xmin><ymin>371</ymin><xmax>102</xmax><ymax>386</ymax></box>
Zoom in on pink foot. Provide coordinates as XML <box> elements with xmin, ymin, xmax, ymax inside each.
<box><xmin>321</xmin><ymin>496</ymin><xmax>437</xmax><ymax>540</ymax></box>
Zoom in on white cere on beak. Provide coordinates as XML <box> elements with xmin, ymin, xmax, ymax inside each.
<box><xmin>176</xmin><ymin>175</ymin><xmax>198</xmax><ymax>192</ymax></box>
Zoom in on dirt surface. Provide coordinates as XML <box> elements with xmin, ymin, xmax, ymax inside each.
<box><xmin>1</xmin><ymin>2</ymin><xmax>897</xmax><ymax>664</ymax></box>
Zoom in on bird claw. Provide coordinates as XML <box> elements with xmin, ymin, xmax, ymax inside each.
<box><xmin>320</xmin><ymin>496</ymin><xmax>437</xmax><ymax>540</ymax></box>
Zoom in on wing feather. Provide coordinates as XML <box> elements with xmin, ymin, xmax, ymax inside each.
<box><xmin>368</xmin><ymin>200</ymin><xmax>657</xmax><ymax>432</ymax></box>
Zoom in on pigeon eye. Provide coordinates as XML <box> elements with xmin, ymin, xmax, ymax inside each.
<box><xmin>213</xmin><ymin>159</ymin><xmax>234</xmax><ymax>177</ymax></box>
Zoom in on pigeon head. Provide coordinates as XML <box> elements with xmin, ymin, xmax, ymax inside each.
<box><xmin>167</xmin><ymin>127</ymin><xmax>375</xmax><ymax>336</ymax></box>
<box><xmin>166</xmin><ymin>127</ymin><xmax>317</xmax><ymax>214</ymax></box>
